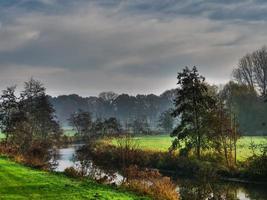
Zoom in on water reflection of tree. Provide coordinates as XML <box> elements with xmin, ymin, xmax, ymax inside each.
<box><xmin>74</xmin><ymin>145</ymin><xmax>117</xmax><ymax>184</ymax></box>
<box><xmin>178</xmin><ymin>179</ymin><xmax>241</xmax><ymax>200</ymax></box>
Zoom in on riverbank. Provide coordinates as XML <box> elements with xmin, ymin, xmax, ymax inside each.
<box><xmin>0</xmin><ymin>156</ymin><xmax>150</xmax><ymax>200</ymax></box>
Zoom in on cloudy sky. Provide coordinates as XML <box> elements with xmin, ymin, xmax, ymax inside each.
<box><xmin>0</xmin><ymin>0</ymin><xmax>267</xmax><ymax>96</ymax></box>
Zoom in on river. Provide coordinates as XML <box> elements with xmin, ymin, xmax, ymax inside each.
<box><xmin>54</xmin><ymin>144</ymin><xmax>267</xmax><ymax>200</ymax></box>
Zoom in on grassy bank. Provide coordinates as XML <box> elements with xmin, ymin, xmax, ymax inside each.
<box><xmin>0</xmin><ymin>157</ymin><xmax>150</xmax><ymax>200</ymax></box>
<box><xmin>108</xmin><ymin>135</ymin><xmax>267</xmax><ymax>161</ymax></box>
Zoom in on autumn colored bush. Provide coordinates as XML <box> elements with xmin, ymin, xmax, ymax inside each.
<box><xmin>122</xmin><ymin>165</ymin><xmax>179</xmax><ymax>200</ymax></box>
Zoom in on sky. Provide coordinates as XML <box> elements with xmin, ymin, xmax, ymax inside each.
<box><xmin>0</xmin><ymin>0</ymin><xmax>267</xmax><ymax>97</ymax></box>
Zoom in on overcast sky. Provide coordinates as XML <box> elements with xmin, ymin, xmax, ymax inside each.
<box><xmin>0</xmin><ymin>0</ymin><xmax>267</xmax><ymax>97</ymax></box>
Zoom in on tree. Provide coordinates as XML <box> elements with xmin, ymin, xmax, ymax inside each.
<box><xmin>0</xmin><ymin>86</ymin><xmax>18</xmax><ymax>144</ymax></box>
<box><xmin>158</xmin><ymin>109</ymin><xmax>174</xmax><ymax>134</ymax></box>
<box><xmin>98</xmin><ymin>91</ymin><xmax>118</xmax><ymax>103</ymax></box>
<box><xmin>171</xmin><ymin>66</ymin><xmax>215</xmax><ymax>158</ymax></box>
<box><xmin>131</xmin><ymin>116</ymin><xmax>151</xmax><ymax>135</ymax></box>
<box><xmin>69</xmin><ymin>110</ymin><xmax>93</xmax><ymax>140</ymax></box>
<box><xmin>233</xmin><ymin>54</ymin><xmax>255</xmax><ymax>90</ymax></box>
<box><xmin>0</xmin><ymin>79</ymin><xmax>62</xmax><ymax>166</ymax></box>
<box><xmin>233</xmin><ymin>46</ymin><xmax>267</xmax><ymax>97</ymax></box>
<box><xmin>252</xmin><ymin>46</ymin><xmax>267</xmax><ymax>96</ymax></box>
<box><xmin>208</xmin><ymin>94</ymin><xmax>240</xmax><ymax>167</ymax></box>
<box><xmin>103</xmin><ymin>117</ymin><xmax>122</xmax><ymax>135</ymax></box>
<box><xmin>20</xmin><ymin>79</ymin><xmax>61</xmax><ymax>142</ymax></box>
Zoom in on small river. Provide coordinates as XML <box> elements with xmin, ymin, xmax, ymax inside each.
<box><xmin>54</xmin><ymin>144</ymin><xmax>267</xmax><ymax>200</ymax></box>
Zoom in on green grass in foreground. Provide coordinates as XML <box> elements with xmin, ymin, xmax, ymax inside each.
<box><xmin>110</xmin><ymin>135</ymin><xmax>267</xmax><ymax>161</ymax></box>
<box><xmin>0</xmin><ymin>157</ymin><xmax>149</xmax><ymax>200</ymax></box>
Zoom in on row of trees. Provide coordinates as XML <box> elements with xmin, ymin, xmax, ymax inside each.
<box><xmin>69</xmin><ymin>110</ymin><xmax>122</xmax><ymax>141</ymax></box>
<box><xmin>50</xmin><ymin>90</ymin><xmax>175</xmax><ymax>129</ymax></box>
<box><xmin>69</xmin><ymin>109</ymin><xmax>175</xmax><ymax>139</ymax></box>
<box><xmin>172</xmin><ymin>46</ymin><xmax>267</xmax><ymax>165</ymax></box>
<box><xmin>0</xmin><ymin>79</ymin><xmax>62</xmax><ymax>167</ymax></box>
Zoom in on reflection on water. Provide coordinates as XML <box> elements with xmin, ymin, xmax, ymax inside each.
<box><xmin>177</xmin><ymin>179</ymin><xmax>267</xmax><ymax>200</ymax></box>
<box><xmin>54</xmin><ymin>144</ymin><xmax>123</xmax><ymax>184</ymax></box>
<box><xmin>54</xmin><ymin>144</ymin><xmax>267</xmax><ymax>200</ymax></box>
<box><xmin>54</xmin><ymin>144</ymin><xmax>82</xmax><ymax>172</ymax></box>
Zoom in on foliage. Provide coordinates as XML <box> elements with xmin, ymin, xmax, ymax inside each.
<box><xmin>243</xmin><ymin>154</ymin><xmax>267</xmax><ymax>181</ymax></box>
<box><xmin>233</xmin><ymin>46</ymin><xmax>267</xmax><ymax>97</ymax></box>
<box><xmin>50</xmin><ymin>90</ymin><xmax>175</xmax><ymax>130</ymax></box>
<box><xmin>158</xmin><ymin>109</ymin><xmax>174</xmax><ymax>134</ymax></box>
<box><xmin>69</xmin><ymin>109</ymin><xmax>122</xmax><ymax>140</ymax></box>
<box><xmin>68</xmin><ymin>110</ymin><xmax>93</xmax><ymax>140</ymax></box>
<box><xmin>0</xmin><ymin>79</ymin><xmax>62</xmax><ymax>167</ymax></box>
<box><xmin>130</xmin><ymin>117</ymin><xmax>151</xmax><ymax>134</ymax></box>
<box><xmin>171</xmin><ymin>66</ymin><xmax>215</xmax><ymax>158</ymax></box>
<box><xmin>123</xmin><ymin>165</ymin><xmax>179</xmax><ymax>200</ymax></box>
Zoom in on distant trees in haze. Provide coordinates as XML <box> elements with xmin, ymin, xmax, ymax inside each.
<box><xmin>69</xmin><ymin>110</ymin><xmax>122</xmax><ymax>140</ymax></box>
<box><xmin>69</xmin><ymin>110</ymin><xmax>93</xmax><ymax>140</ymax></box>
<box><xmin>158</xmin><ymin>109</ymin><xmax>174</xmax><ymax>134</ymax></box>
<box><xmin>50</xmin><ymin>90</ymin><xmax>175</xmax><ymax>131</ymax></box>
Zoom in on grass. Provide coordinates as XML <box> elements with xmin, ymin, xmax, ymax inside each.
<box><xmin>63</xmin><ymin>129</ymin><xmax>76</xmax><ymax>137</ymax></box>
<box><xmin>0</xmin><ymin>132</ymin><xmax>5</xmax><ymax>140</ymax></box>
<box><xmin>0</xmin><ymin>157</ymin><xmax>150</xmax><ymax>200</ymax></box>
<box><xmin>109</xmin><ymin>135</ymin><xmax>267</xmax><ymax>161</ymax></box>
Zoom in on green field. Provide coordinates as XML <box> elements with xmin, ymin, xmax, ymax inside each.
<box><xmin>64</xmin><ymin>129</ymin><xmax>76</xmax><ymax>137</ymax></box>
<box><xmin>0</xmin><ymin>157</ymin><xmax>149</xmax><ymax>200</ymax></box>
<box><xmin>0</xmin><ymin>132</ymin><xmax>4</xmax><ymax>140</ymax></box>
<box><xmin>110</xmin><ymin>135</ymin><xmax>267</xmax><ymax>161</ymax></box>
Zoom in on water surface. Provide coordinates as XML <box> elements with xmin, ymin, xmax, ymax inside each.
<box><xmin>54</xmin><ymin>144</ymin><xmax>267</xmax><ymax>200</ymax></box>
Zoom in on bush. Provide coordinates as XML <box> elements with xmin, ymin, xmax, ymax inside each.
<box><xmin>64</xmin><ymin>167</ymin><xmax>83</xmax><ymax>178</ymax></box>
<box><xmin>243</xmin><ymin>154</ymin><xmax>267</xmax><ymax>181</ymax></box>
<box><xmin>123</xmin><ymin>165</ymin><xmax>179</xmax><ymax>200</ymax></box>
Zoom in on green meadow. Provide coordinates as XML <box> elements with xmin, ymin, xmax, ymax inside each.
<box><xmin>0</xmin><ymin>132</ymin><xmax>4</xmax><ymax>140</ymax></box>
<box><xmin>2</xmin><ymin>130</ymin><xmax>266</xmax><ymax>161</ymax></box>
<box><xmin>109</xmin><ymin>135</ymin><xmax>267</xmax><ymax>161</ymax></box>
<box><xmin>0</xmin><ymin>157</ymin><xmax>149</xmax><ymax>200</ymax></box>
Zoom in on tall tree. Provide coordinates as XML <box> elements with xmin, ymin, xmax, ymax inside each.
<box><xmin>171</xmin><ymin>66</ymin><xmax>215</xmax><ymax>158</ymax></box>
<box><xmin>0</xmin><ymin>86</ymin><xmax>18</xmax><ymax>144</ymax></box>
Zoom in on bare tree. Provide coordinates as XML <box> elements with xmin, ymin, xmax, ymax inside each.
<box><xmin>233</xmin><ymin>46</ymin><xmax>267</xmax><ymax>97</ymax></box>
<box><xmin>233</xmin><ymin>54</ymin><xmax>254</xmax><ymax>90</ymax></box>
<box><xmin>252</xmin><ymin>46</ymin><xmax>267</xmax><ymax>96</ymax></box>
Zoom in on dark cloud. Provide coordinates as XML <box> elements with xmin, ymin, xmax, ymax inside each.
<box><xmin>0</xmin><ymin>0</ymin><xmax>267</xmax><ymax>96</ymax></box>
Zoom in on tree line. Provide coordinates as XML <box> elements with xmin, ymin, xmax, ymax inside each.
<box><xmin>50</xmin><ymin>90</ymin><xmax>175</xmax><ymax>130</ymax></box>
<box><xmin>171</xmin><ymin>46</ymin><xmax>267</xmax><ymax>165</ymax></box>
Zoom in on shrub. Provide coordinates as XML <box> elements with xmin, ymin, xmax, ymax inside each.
<box><xmin>243</xmin><ymin>154</ymin><xmax>267</xmax><ymax>181</ymax></box>
<box><xmin>123</xmin><ymin>165</ymin><xmax>179</xmax><ymax>200</ymax></box>
<box><xmin>64</xmin><ymin>167</ymin><xmax>83</xmax><ymax>178</ymax></box>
